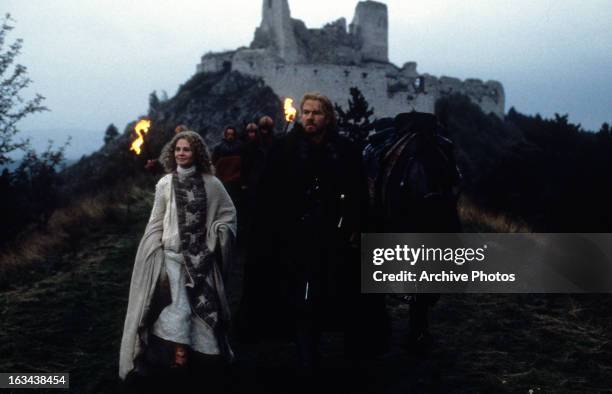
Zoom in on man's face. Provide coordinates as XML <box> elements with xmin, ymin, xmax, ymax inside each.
<box><xmin>225</xmin><ymin>128</ymin><xmax>236</xmax><ymax>141</ymax></box>
<box><xmin>301</xmin><ymin>99</ymin><xmax>328</xmax><ymax>136</ymax></box>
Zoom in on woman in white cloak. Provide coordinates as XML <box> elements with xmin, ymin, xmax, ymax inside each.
<box><xmin>119</xmin><ymin>130</ymin><xmax>236</xmax><ymax>380</ymax></box>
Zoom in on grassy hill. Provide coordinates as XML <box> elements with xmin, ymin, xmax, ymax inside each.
<box><xmin>1</xmin><ymin>189</ymin><xmax>611</xmax><ymax>393</ymax></box>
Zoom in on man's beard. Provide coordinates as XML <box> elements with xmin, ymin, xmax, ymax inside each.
<box><xmin>304</xmin><ymin>122</ymin><xmax>323</xmax><ymax>134</ymax></box>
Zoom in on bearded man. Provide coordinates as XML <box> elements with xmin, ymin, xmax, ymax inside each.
<box><xmin>243</xmin><ymin>92</ymin><xmax>372</xmax><ymax>372</ymax></box>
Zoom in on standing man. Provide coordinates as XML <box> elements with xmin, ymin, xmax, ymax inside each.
<box><xmin>240</xmin><ymin>123</ymin><xmax>262</xmax><ymax>196</ymax></box>
<box><xmin>246</xmin><ymin>93</ymin><xmax>366</xmax><ymax>373</ymax></box>
<box><xmin>212</xmin><ymin>126</ymin><xmax>242</xmax><ymax>205</ymax></box>
<box><xmin>239</xmin><ymin>122</ymin><xmax>261</xmax><ymax>238</ymax></box>
<box><xmin>244</xmin><ymin>122</ymin><xmax>259</xmax><ymax>143</ymax></box>
<box><xmin>257</xmin><ymin>115</ymin><xmax>276</xmax><ymax>149</ymax></box>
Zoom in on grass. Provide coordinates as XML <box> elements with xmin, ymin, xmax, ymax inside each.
<box><xmin>0</xmin><ymin>185</ymin><xmax>153</xmax><ymax>289</ymax></box>
<box><xmin>0</xmin><ymin>187</ymin><xmax>152</xmax><ymax>393</ymax></box>
<box><xmin>458</xmin><ymin>195</ymin><xmax>532</xmax><ymax>233</ymax></box>
<box><xmin>1</xmin><ymin>191</ymin><xmax>611</xmax><ymax>393</ymax></box>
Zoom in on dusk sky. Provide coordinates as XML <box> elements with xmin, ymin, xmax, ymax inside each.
<box><xmin>4</xmin><ymin>0</ymin><xmax>611</xmax><ymax>159</ymax></box>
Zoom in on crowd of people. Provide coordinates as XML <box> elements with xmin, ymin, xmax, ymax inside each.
<box><xmin>119</xmin><ymin>92</ymin><xmax>455</xmax><ymax>392</ymax></box>
<box><xmin>209</xmin><ymin>116</ymin><xmax>277</xmax><ymax>237</ymax></box>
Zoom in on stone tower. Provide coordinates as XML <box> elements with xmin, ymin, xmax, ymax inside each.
<box><xmin>350</xmin><ymin>1</ymin><xmax>389</xmax><ymax>63</ymax></box>
<box><xmin>257</xmin><ymin>0</ymin><xmax>300</xmax><ymax>63</ymax></box>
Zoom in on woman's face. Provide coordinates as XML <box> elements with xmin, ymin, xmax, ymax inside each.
<box><xmin>175</xmin><ymin>138</ymin><xmax>194</xmax><ymax>168</ymax></box>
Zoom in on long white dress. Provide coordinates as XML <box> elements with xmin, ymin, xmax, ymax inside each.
<box><xmin>119</xmin><ymin>167</ymin><xmax>236</xmax><ymax>379</ymax></box>
<box><xmin>150</xmin><ymin>165</ymin><xmax>221</xmax><ymax>353</ymax></box>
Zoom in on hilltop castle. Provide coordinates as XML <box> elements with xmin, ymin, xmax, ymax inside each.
<box><xmin>196</xmin><ymin>0</ymin><xmax>505</xmax><ymax>118</ymax></box>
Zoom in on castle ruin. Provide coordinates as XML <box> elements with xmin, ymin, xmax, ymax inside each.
<box><xmin>197</xmin><ymin>0</ymin><xmax>505</xmax><ymax>118</ymax></box>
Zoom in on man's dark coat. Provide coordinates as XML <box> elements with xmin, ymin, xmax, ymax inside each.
<box><xmin>240</xmin><ymin>124</ymin><xmax>371</xmax><ymax>340</ymax></box>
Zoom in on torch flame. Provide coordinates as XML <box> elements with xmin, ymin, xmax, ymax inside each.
<box><xmin>284</xmin><ymin>98</ymin><xmax>297</xmax><ymax>123</ymax></box>
<box><xmin>129</xmin><ymin>119</ymin><xmax>151</xmax><ymax>155</ymax></box>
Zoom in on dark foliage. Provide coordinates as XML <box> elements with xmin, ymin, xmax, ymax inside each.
<box><xmin>435</xmin><ymin>93</ymin><xmax>524</xmax><ymax>186</ymax></box>
<box><xmin>59</xmin><ymin>121</ymin><xmax>151</xmax><ymax>199</ymax></box>
<box><xmin>0</xmin><ymin>14</ymin><xmax>70</xmax><ymax>247</ymax></box>
<box><xmin>486</xmin><ymin>109</ymin><xmax>612</xmax><ymax>231</ymax></box>
<box><xmin>103</xmin><ymin>123</ymin><xmax>119</xmax><ymax>145</ymax></box>
<box><xmin>335</xmin><ymin>87</ymin><xmax>375</xmax><ymax>146</ymax></box>
<box><xmin>0</xmin><ymin>140</ymin><xmax>69</xmax><ymax>243</ymax></box>
<box><xmin>436</xmin><ymin>94</ymin><xmax>612</xmax><ymax>231</ymax></box>
<box><xmin>148</xmin><ymin>91</ymin><xmax>161</xmax><ymax>118</ymax></box>
<box><xmin>599</xmin><ymin>122</ymin><xmax>611</xmax><ymax>137</ymax></box>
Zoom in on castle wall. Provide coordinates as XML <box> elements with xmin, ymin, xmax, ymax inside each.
<box><xmin>231</xmin><ymin>54</ymin><xmax>436</xmax><ymax>117</ymax></box>
<box><xmin>199</xmin><ymin>50</ymin><xmax>504</xmax><ymax>118</ymax></box>
<box><xmin>196</xmin><ymin>0</ymin><xmax>505</xmax><ymax>119</ymax></box>
<box><xmin>197</xmin><ymin>51</ymin><xmax>234</xmax><ymax>74</ymax></box>
<box><xmin>292</xmin><ymin>18</ymin><xmax>362</xmax><ymax>65</ymax></box>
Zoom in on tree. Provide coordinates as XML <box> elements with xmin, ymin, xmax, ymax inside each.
<box><xmin>12</xmin><ymin>139</ymin><xmax>69</xmax><ymax>227</ymax></box>
<box><xmin>0</xmin><ymin>15</ymin><xmax>70</xmax><ymax>245</ymax></box>
<box><xmin>553</xmin><ymin>113</ymin><xmax>582</xmax><ymax>133</ymax></box>
<box><xmin>148</xmin><ymin>91</ymin><xmax>161</xmax><ymax>117</ymax></box>
<box><xmin>334</xmin><ymin>87</ymin><xmax>375</xmax><ymax>146</ymax></box>
<box><xmin>104</xmin><ymin>123</ymin><xmax>119</xmax><ymax>144</ymax></box>
<box><xmin>0</xmin><ymin>14</ymin><xmax>48</xmax><ymax>165</ymax></box>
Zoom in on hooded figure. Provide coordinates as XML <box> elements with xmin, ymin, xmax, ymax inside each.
<box><xmin>119</xmin><ymin>130</ymin><xmax>237</xmax><ymax>381</ymax></box>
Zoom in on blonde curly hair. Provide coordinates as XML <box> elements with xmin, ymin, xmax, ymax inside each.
<box><xmin>159</xmin><ymin>130</ymin><xmax>214</xmax><ymax>174</ymax></box>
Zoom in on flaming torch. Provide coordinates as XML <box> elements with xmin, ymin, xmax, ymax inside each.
<box><xmin>129</xmin><ymin>119</ymin><xmax>152</xmax><ymax>155</ymax></box>
<box><xmin>283</xmin><ymin>97</ymin><xmax>297</xmax><ymax>133</ymax></box>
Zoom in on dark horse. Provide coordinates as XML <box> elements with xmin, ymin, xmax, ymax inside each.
<box><xmin>363</xmin><ymin>111</ymin><xmax>462</xmax><ymax>349</ymax></box>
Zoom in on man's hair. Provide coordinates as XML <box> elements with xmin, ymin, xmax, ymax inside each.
<box><xmin>299</xmin><ymin>92</ymin><xmax>337</xmax><ymax>130</ymax></box>
<box><xmin>160</xmin><ymin>130</ymin><xmax>214</xmax><ymax>174</ymax></box>
<box><xmin>258</xmin><ymin>116</ymin><xmax>274</xmax><ymax>131</ymax></box>
<box><xmin>246</xmin><ymin>122</ymin><xmax>258</xmax><ymax>132</ymax></box>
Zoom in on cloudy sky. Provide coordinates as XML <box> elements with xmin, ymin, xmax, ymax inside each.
<box><xmin>4</xmin><ymin>0</ymin><xmax>611</xmax><ymax>158</ymax></box>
